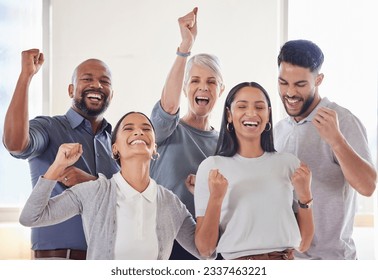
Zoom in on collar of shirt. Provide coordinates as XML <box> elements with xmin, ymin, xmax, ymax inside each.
<box><xmin>113</xmin><ymin>172</ymin><xmax>157</xmax><ymax>202</ymax></box>
<box><xmin>65</xmin><ymin>108</ymin><xmax>112</xmax><ymax>134</ymax></box>
<box><xmin>288</xmin><ymin>97</ymin><xmax>331</xmax><ymax>125</ymax></box>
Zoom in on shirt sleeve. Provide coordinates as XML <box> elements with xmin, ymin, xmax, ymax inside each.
<box><xmin>150</xmin><ymin>101</ymin><xmax>180</xmax><ymax>144</ymax></box>
<box><xmin>19</xmin><ymin>176</ymin><xmax>82</xmax><ymax>227</ymax></box>
<box><xmin>194</xmin><ymin>157</ymin><xmax>214</xmax><ymax>218</ymax></box>
<box><xmin>338</xmin><ymin>112</ymin><xmax>374</xmax><ymax>165</ymax></box>
<box><xmin>174</xmin><ymin>192</ymin><xmax>217</xmax><ymax>260</ymax></box>
<box><xmin>11</xmin><ymin>117</ymin><xmax>50</xmax><ymax>160</ymax></box>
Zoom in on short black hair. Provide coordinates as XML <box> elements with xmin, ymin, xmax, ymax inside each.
<box><xmin>278</xmin><ymin>39</ymin><xmax>324</xmax><ymax>73</ymax></box>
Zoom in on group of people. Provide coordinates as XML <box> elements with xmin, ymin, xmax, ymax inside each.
<box><xmin>3</xmin><ymin>8</ymin><xmax>376</xmax><ymax>260</ymax></box>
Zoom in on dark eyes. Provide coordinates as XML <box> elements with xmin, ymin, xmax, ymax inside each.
<box><xmin>190</xmin><ymin>79</ymin><xmax>217</xmax><ymax>85</ymax></box>
<box><xmin>122</xmin><ymin>127</ymin><xmax>151</xmax><ymax>131</ymax></box>
<box><xmin>279</xmin><ymin>81</ymin><xmax>306</xmax><ymax>87</ymax></box>
<box><xmin>237</xmin><ymin>106</ymin><xmax>265</xmax><ymax>110</ymax></box>
<box><xmin>80</xmin><ymin>78</ymin><xmax>111</xmax><ymax>85</ymax></box>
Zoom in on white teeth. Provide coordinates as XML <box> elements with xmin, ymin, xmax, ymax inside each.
<box><xmin>286</xmin><ymin>98</ymin><xmax>299</xmax><ymax>104</ymax></box>
<box><xmin>130</xmin><ymin>139</ymin><xmax>146</xmax><ymax>145</ymax></box>
<box><xmin>197</xmin><ymin>96</ymin><xmax>209</xmax><ymax>100</ymax></box>
<box><xmin>87</xmin><ymin>93</ymin><xmax>102</xmax><ymax>100</ymax></box>
<box><xmin>243</xmin><ymin>121</ymin><xmax>258</xmax><ymax>127</ymax></box>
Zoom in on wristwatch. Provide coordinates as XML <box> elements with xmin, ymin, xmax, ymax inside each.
<box><xmin>298</xmin><ymin>198</ymin><xmax>313</xmax><ymax>209</ymax></box>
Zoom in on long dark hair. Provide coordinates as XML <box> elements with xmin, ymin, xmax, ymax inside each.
<box><xmin>111</xmin><ymin>111</ymin><xmax>155</xmax><ymax>166</ymax></box>
<box><xmin>215</xmin><ymin>82</ymin><xmax>275</xmax><ymax>157</ymax></box>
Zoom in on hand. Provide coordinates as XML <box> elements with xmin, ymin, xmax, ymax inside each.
<box><xmin>20</xmin><ymin>49</ymin><xmax>44</xmax><ymax>77</ymax></box>
<box><xmin>208</xmin><ymin>169</ymin><xmax>228</xmax><ymax>201</ymax></box>
<box><xmin>44</xmin><ymin>143</ymin><xmax>83</xmax><ymax>181</ymax></box>
<box><xmin>185</xmin><ymin>173</ymin><xmax>196</xmax><ymax>195</ymax></box>
<box><xmin>59</xmin><ymin>166</ymin><xmax>97</xmax><ymax>187</ymax></box>
<box><xmin>312</xmin><ymin>107</ymin><xmax>343</xmax><ymax>148</ymax></box>
<box><xmin>291</xmin><ymin>162</ymin><xmax>312</xmax><ymax>202</ymax></box>
<box><xmin>54</xmin><ymin>143</ymin><xmax>83</xmax><ymax>168</ymax></box>
<box><xmin>178</xmin><ymin>7</ymin><xmax>198</xmax><ymax>53</ymax></box>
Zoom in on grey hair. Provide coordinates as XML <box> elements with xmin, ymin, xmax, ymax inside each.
<box><xmin>184</xmin><ymin>53</ymin><xmax>224</xmax><ymax>88</ymax></box>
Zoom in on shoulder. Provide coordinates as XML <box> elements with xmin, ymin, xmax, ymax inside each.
<box><xmin>274</xmin><ymin>117</ymin><xmax>291</xmax><ymax>130</ymax></box>
<box><xmin>151</xmin><ymin>101</ymin><xmax>179</xmax><ymax>121</ymax></box>
<box><xmin>156</xmin><ymin>182</ymin><xmax>178</xmax><ymax>201</ymax></box>
<box><xmin>198</xmin><ymin>155</ymin><xmax>219</xmax><ymax>169</ymax></box>
<box><xmin>269</xmin><ymin>152</ymin><xmax>300</xmax><ymax>166</ymax></box>
<box><xmin>30</xmin><ymin>114</ymin><xmax>67</xmax><ymax>129</ymax></box>
<box><xmin>155</xmin><ymin>182</ymin><xmax>188</xmax><ymax>213</ymax></box>
<box><xmin>324</xmin><ymin>99</ymin><xmax>357</xmax><ymax>121</ymax></box>
<box><xmin>71</xmin><ymin>173</ymin><xmax>111</xmax><ymax>194</ymax></box>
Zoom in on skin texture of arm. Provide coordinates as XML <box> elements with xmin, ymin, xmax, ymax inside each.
<box><xmin>291</xmin><ymin>162</ymin><xmax>314</xmax><ymax>252</ymax></box>
<box><xmin>3</xmin><ymin>49</ymin><xmax>44</xmax><ymax>153</ymax></box>
<box><xmin>160</xmin><ymin>8</ymin><xmax>197</xmax><ymax>114</ymax></box>
<box><xmin>312</xmin><ymin>107</ymin><xmax>376</xmax><ymax>196</ymax></box>
<box><xmin>195</xmin><ymin>169</ymin><xmax>228</xmax><ymax>257</ymax></box>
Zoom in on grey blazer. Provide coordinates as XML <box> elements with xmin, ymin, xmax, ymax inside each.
<box><xmin>20</xmin><ymin>174</ymin><xmax>205</xmax><ymax>260</ymax></box>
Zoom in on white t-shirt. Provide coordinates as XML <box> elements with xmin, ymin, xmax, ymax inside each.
<box><xmin>195</xmin><ymin>152</ymin><xmax>301</xmax><ymax>260</ymax></box>
<box><xmin>113</xmin><ymin>172</ymin><xmax>158</xmax><ymax>260</ymax></box>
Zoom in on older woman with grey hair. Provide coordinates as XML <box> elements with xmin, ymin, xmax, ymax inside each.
<box><xmin>150</xmin><ymin>7</ymin><xmax>225</xmax><ymax>259</ymax></box>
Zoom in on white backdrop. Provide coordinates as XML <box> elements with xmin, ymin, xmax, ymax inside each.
<box><xmin>48</xmin><ymin>0</ymin><xmax>285</xmax><ymax>129</ymax></box>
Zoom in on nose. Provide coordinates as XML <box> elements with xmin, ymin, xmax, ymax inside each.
<box><xmin>90</xmin><ymin>80</ymin><xmax>103</xmax><ymax>89</ymax></box>
<box><xmin>133</xmin><ymin>129</ymin><xmax>144</xmax><ymax>136</ymax></box>
<box><xmin>245</xmin><ymin>108</ymin><xmax>257</xmax><ymax>117</ymax></box>
<box><xmin>286</xmin><ymin>85</ymin><xmax>295</xmax><ymax>97</ymax></box>
<box><xmin>198</xmin><ymin>83</ymin><xmax>208</xmax><ymax>92</ymax></box>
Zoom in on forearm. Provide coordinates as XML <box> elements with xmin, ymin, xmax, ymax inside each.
<box><xmin>3</xmin><ymin>73</ymin><xmax>32</xmax><ymax>152</ymax></box>
<box><xmin>44</xmin><ymin>161</ymin><xmax>67</xmax><ymax>181</ymax></box>
<box><xmin>332</xmin><ymin>137</ymin><xmax>377</xmax><ymax>196</ymax></box>
<box><xmin>160</xmin><ymin>55</ymin><xmax>188</xmax><ymax>114</ymax></box>
<box><xmin>19</xmin><ymin>177</ymin><xmax>56</xmax><ymax>227</ymax></box>
<box><xmin>195</xmin><ymin>199</ymin><xmax>222</xmax><ymax>257</ymax></box>
<box><xmin>296</xmin><ymin>209</ymin><xmax>314</xmax><ymax>252</ymax></box>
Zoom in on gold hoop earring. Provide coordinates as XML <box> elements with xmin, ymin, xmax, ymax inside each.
<box><xmin>113</xmin><ymin>152</ymin><xmax>120</xmax><ymax>160</ymax></box>
<box><xmin>151</xmin><ymin>151</ymin><xmax>160</xmax><ymax>161</ymax></box>
<box><xmin>265</xmin><ymin>122</ymin><xmax>272</xmax><ymax>131</ymax></box>
<box><xmin>226</xmin><ymin>122</ymin><xmax>233</xmax><ymax>132</ymax></box>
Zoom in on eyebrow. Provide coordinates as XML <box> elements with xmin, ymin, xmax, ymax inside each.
<box><xmin>123</xmin><ymin>123</ymin><xmax>152</xmax><ymax>127</ymax></box>
<box><xmin>81</xmin><ymin>73</ymin><xmax>111</xmax><ymax>80</ymax></box>
<box><xmin>279</xmin><ymin>77</ymin><xmax>307</xmax><ymax>84</ymax></box>
<box><xmin>191</xmin><ymin>76</ymin><xmax>217</xmax><ymax>80</ymax></box>
<box><xmin>235</xmin><ymin>100</ymin><xmax>266</xmax><ymax>104</ymax></box>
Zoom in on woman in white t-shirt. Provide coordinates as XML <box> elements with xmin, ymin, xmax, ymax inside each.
<box><xmin>194</xmin><ymin>82</ymin><xmax>314</xmax><ymax>260</ymax></box>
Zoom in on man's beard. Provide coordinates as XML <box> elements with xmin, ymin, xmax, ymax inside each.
<box><xmin>74</xmin><ymin>94</ymin><xmax>110</xmax><ymax>117</ymax></box>
<box><xmin>285</xmin><ymin>94</ymin><xmax>315</xmax><ymax>117</ymax></box>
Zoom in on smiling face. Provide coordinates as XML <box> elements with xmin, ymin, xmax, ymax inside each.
<box><xmin>227</xmin><ymin>86</ymin><xmax>270</xmax><ymax>143</ymax></box>
<box><xmin>183</xmin><ymin>64</ymin><xmax>223</xmax><ymax>118</ymax></box>
<box><xmin>69</xmin><ymin>59</ymin><xmax>113</xmax><ymax>118</ymax></box>
<box><xmin>278</xmin><ymin>62</ymin><xmax>323</xmax><ymax>121</ymax></box>
<box><xmin>112</xmin><ymin>113</ymin><xmax>156</xmax><ymax>163</ymax></box>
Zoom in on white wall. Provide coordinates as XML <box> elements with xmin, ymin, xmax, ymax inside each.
<box><xmin>49</xmin><ymin>0</ymin><xmax>285</xmax><ymax>129</ymax></box>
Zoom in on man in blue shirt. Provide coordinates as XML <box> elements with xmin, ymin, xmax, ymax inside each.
<box><xmin>3</xmin><ymin>49</ymin><xmax>119</xmax><ymax>259</ymax></box>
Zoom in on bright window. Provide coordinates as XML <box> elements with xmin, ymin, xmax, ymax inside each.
<box><xmin>0</xmin><ymin>0</ymin><xmax>43</xmax><ymax>207</ymax></box>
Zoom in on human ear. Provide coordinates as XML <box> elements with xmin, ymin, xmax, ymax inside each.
<box><xmin>315</xmin><ymin>73</ymin><xmax>324</xmax><ymax>87</ymax></box>
<box><xmin>68</xmin><ymin>84</ymin><xmax>74</xmax><ymax>98</ymax></box>
<box><xmin>226</xmin><ymin>107</ymin><xmax>232</xmax><ymax>123</ymax></box>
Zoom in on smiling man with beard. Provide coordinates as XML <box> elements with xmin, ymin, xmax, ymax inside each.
<box><xmin>3</xmin><ymin>49</ymin><xmax>119</xmax><ymax>259</ymax></box>
<box><xmin>274</xmin><ymin>40</ymin><xmax>376</xmax><ymax>260</ymax></box>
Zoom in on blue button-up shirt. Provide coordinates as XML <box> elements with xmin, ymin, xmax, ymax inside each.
<box><xmin>12</xmin><ymin>108</ymin><xmax>120</xmax><ymax>250</ymax></box>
